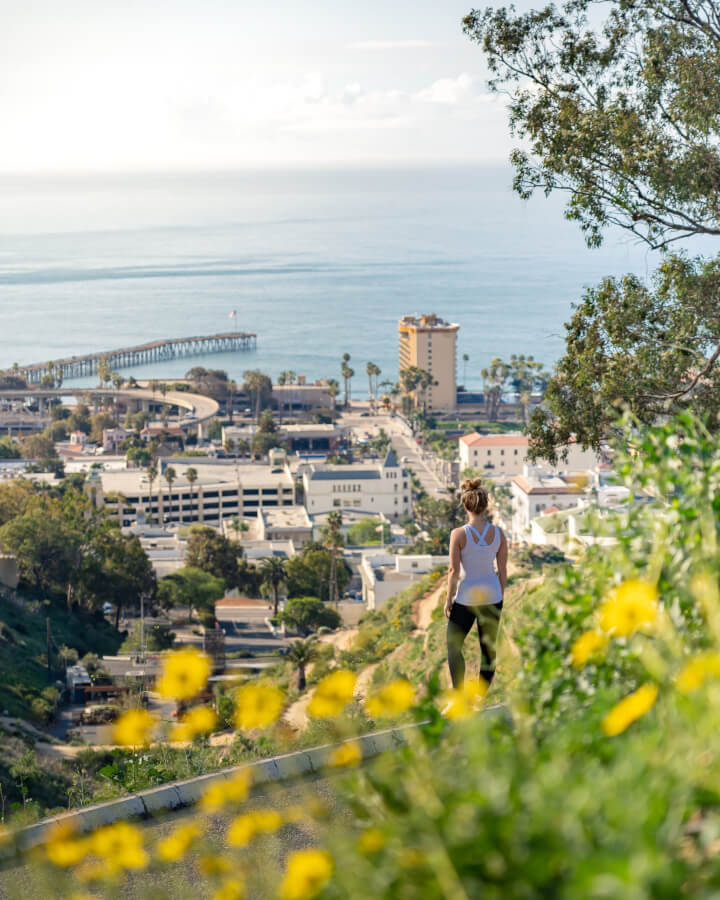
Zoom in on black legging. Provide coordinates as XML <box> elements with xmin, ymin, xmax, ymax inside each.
<box><xmin>447</xmin><ymin>600</ymin><xmax>503</xmax><ymax>689</ymax></box>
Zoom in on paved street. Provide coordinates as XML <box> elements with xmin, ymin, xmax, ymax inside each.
<box><xmin>338</xmin><ymin>410</ymin><xmax>449</xmax><ymax>500</ymax></box>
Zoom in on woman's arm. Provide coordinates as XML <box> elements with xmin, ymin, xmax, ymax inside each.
<box><xmin>496</xmin><ymin>528</ymin><xmax>508</xmax><ymax>597</ymax></box>
<box><xmin>445</xmin><ymin>528</ymin><xmax>462</xmax><ymax>617</ymax></box>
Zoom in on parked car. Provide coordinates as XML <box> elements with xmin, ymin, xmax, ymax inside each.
<box><xmin>102</xmin><ymin>602</ymin><xmax>113</xmax><ymax>615</ymax></box>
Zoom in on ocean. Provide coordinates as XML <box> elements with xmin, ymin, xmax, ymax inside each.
<box><xmin>0</xmin><ymin>165</ymin><xmax>659</xmax><ymax>392</ymax></box>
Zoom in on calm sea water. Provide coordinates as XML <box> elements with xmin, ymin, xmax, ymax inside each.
<box><xmin>0</xmin><ymin>166</ymin><xmax>658</xmax><ymax>392</ymax></box>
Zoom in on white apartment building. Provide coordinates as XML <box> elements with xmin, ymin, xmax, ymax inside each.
<box><xmin>303</xmin><ymin>449</ymin><xmax>411</xmax><ymax>520</ymax></box>
<box><xmin>511</xmin><ymin>470</ymin><xmax>586</xmax><ymax>540</ymax></box>
<box><xmin>87</xmin><ymin>460</ymin><xmax>295</xmax><ymax>528</ymax></box>
<box><xmin>459</xmin><ymin>432</ymin><xmax>600</xmax><ymax>477</ymax></box>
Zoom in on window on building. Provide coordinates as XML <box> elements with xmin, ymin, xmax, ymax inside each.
<box><xmin>333</xmin><ymin>499</ymin><xmax>341</xmax><ymax>507</ymax></box>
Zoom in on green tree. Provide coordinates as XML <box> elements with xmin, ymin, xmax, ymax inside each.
<box><xmin>186</xmin><ymin>467</ymin><xmax>198</xmax><ymax>519</ymax></box>
<box><xmin>259</xmin><ymin>556</ymin><xmax>287</xmax><ymax>617</ymax></box>
<box><xmin>157</xmin><ymin>566</ymin><xmax>225</xmax><ymax>621</ymax></box>
<box><xmin>323</xmin><ymin>511</ymin><xmax>344</xmax><ymax>606</ymax></box>
<box><xmin>466</xmin><ymin>0</ymin><xmax>720</xmax><ymax>250</ymax></box>
<box><xmin>480</xmin><ymin>358</ymin><xmax>509</xmax><ymax>422</ymax></box>
<box><xmin>185</xmin><ymin>525</ymin><xmax>240</xmax><ymax>587</ymax></box>
<box><xmin>528</xmin><ymin>258</ymin><xmax>720</xmax><ymax>460</ymax></box>
<box><xmin>164</xmin><ymin>466</ymin><xmax>176</xmax><ymax>524</ymax></box>
<box><xmin>242</xmin><ymin>370</ymin><xmax>273</xmax><ymax>422</ymax></box>
<box><xmin>286</xmin><ymin>638</ymin><xmax>317</xmax><ymax>691</ymax></box>
<box><xmin>20</xmin><ymin>433</ymin><xmax>57</xmax><ymax>460</ymax></box>
<box><xmin>146</xmin><ymin>462</ymin><xmax>158</xmax><ymax>523</ymax></box>
<box><xmin>341</xmin><ymin>354</ymin><xmax>354</xmax><ymax>409</ymax></box>
<box><xmin>280</xmin><ymin>597</ymin><xmax>341</xmax><ymax>636</ymax></box>
<box><xmin>0</xmin><ymin>436</ymin><xmax>21</xmax><ymax>459</ymax></box>
<box><xmin>285</xmin><ymin>542</ymin><xmax>351</xmax><ymax>602</ymax></box>
<box><xmin>327</xmin><ymin>378</ymin><xmax>340</xmax><ymax>414</ymax></box>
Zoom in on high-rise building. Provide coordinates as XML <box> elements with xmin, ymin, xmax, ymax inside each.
<box><xmin>398</xmin><ymin>314</ymin><xmax>459</xmax><ymax>412</ymax></box>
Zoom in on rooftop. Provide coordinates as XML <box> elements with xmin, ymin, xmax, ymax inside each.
<box><xmin>307</xmin><ymin>466</ymin><xmax>381</xmax><ymax>481</ymax></box>
<box><xmin>460</xmin><ymin>433</ymin><xmax>529</xmax><ymax>447</ymax></box>
<box><xmin>512</xmin><ymin>474</ymin><xmax>582</xmax><ymax>496</ymax></box>
<box><xmin>259</xmin><ymin>506</ymin><xmax>312</xmax><ymax>528</ymax></box>
<box><xmin>97</xmin><ymin>461</ymin><xmax>293</xmax><ymax>494</ymax></box>
<box><xmin>399</xmin><ymin>313</ymin><xmax>459</xmax><ymax>332</ymax></box>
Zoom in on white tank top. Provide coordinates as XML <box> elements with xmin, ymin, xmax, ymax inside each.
<box><xmin>454</xmin><ymin>522</ymin><xmax>503</xmax><ymax>606</ymax></box>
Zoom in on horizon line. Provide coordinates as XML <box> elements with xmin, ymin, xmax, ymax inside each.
<box><xmin>0</xmin><ymin>158</ymin><xmax>514</xmax><ymax>180</ymax></box>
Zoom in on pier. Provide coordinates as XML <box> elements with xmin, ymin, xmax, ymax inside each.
<box><xmin>8</xmin><ymin>332</ymin><xmax>257</xmax><ymax>385</ymax></box>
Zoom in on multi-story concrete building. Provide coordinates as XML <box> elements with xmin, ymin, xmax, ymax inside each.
<box><xmin>303</xmin><ymin>449</ymin><xmax>411</xmax><ymax>520</ymax></box>
<box><xmin>87</xmin><ymin>460</ymin><xmax>295</xmax><ymax>528</ymax></box>
<box><xmin>459</xmin><ymin>432</ymin><xmax>601</xmax><ymax>477</ymax></box>
<box><xmin>398</xmin><ymin>313</ymin><xmax>459</xmax><ymax>412</ymax></box>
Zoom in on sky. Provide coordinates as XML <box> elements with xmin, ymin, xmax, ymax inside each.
<box><xmin>0</xmin><ymin>0</ymin><xmax>524</xmax><ymax>173</ymax></box>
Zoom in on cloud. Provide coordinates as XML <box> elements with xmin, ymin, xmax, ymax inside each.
<box><xmin>349</xmin><ymin>40</ymin><xmax>436</xmax><ymax>51</ymax></box>
<box><xmin>416</xmin><ymin>73</ymin><xmax>477</xmax><ymax>105</ymax></box>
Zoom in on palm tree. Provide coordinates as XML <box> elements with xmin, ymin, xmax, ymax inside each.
<box><xmin>227</xmin><ymin>380</ymin><xmax>237</xmax><ymax>424</ymax></box>
<box><xmin>186</xmin><ymin>467</ymin><xmax>198</xmax><ymax>523</ymax></box>
<box><xmin>164</xmin><ymin>466</ymin><xmax>176</xmax><ymax>524</ymax></box>
<box><xmin>341</xmin><ymin>354</ymin><xmax>354</xmax><ymax>409</ymax></box>
<box><xmin>327</xmin><ymin>378</ymin><xmax>340</xmax><ymax>414</ymax></box>
<box><xmin>259</xmin><ymin>557</ymin><xmax>287</xmax><ymax>617</ymax></box>
<box><xmin>286</xmin><ymin>638</ymin><xmax>317</xmax><ymax>692</ymax></box>
<box><xmin>146</xmin><ymin>462</ymin><xmax>158</xmax><ymax>524</ymax></box>
<box><xmin>462</xmin><ymin>353</ymin><xmax>469</xmax><ymax>387</ymax></box>
<box><xmin>366</xmin><ymin>361</ymin><xmax>381</xmax><ymax>411</ymax></box>
<box><xmin>323</xmin><ymin>511</ymin><xmax>344</xmax><ymax>606</ymax></box>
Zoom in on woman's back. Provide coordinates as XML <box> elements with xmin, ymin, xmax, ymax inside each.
<box><xmin>455</xmin><ymin>522</ymin><xmax>502</xmax><ymax>606</ymax></box>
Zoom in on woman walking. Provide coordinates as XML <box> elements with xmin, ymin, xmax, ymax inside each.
<box><xmin>445</xmin><ymin>478</ymin><xmax>507</xmax><ymax>689</ymax></box>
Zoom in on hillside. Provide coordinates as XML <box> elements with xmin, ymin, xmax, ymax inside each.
<box><xmin>0</xmin><ymin>594</ymin><xmax>123</xmax><ymax>721</ymax></box>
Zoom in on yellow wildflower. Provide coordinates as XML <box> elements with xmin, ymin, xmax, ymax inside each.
<box><xmin>171</xmin><ymin>705</ymin><xmax>217</xmax><ymax>742</ymax></box>
<box><xmin>45</xmin><ymin>824</ymin><xmax>89</xmax><ymax>867</ymax></box>
<box><xmin>676</xmin><ymin>653</ymin><xmax>720</xmax><ymax>693</ymax></box>
<box><xmin>365</xmin><ymin>679</ymin><xmax>415</xmax><ymax>718</ymax></box>
<box><xmin>201</xmin><ymin>770</ymin><xmax>252</xmax><ymax>812</ymax></box>
<box><xmin>234</xmin><ymin>683</ymin><xmax>285</xmax><ymax>730</ymax></box>
<box><xmin>197</xmin><ymin>854</ymin><xmax>234</xmax><ymax>876</ymax></box>
<box><xmin>90</xmin><ymin>822</ymin><xmax>148</xmax><ymax>871</ymax></box>
<box><xmin>156</xmin><ymin>823</ymin><xmax>201</xmax><ymax>862</ymax></box>
<box><xmin>214</xmin><ymin>880</ymin><xmax>246</xmax><ymax>900</ymax></box>
<box><xmin>328</xmin><ymin>740</ymin><xmax>362</xmax><ymax>768</ymax></box>
<box><xmin>279</xmin><ymin>849</ymin><xmax>333</xmax><ymax>900</ymax></box>
<box><xmin>399</xmin><ymin>848</ymin><xmax>425</xmax><ymax>868</ymax></box>
<box><xmin>227</xmin><ymin>809</ymin><xmax>283</xmax><ymax>847</ymax></box>
<box><xmin>357</xmin><ymin>827</ymin><xmax>385</xmax><ymax>855</ymax></box>
<box><xmin>598</xmin><ymin>579</ymin><xmax>658</xmax><ymax>637</ymax></box>
<box><xmin>307</xmin><ymin>670</ymin><xmax>356</xmax><ymax>718</ymax></box>
<box><xmin>438</xmin><ymin>677</ymin><xmax>488</xmax><ymax>720</ymax></box>
<box><xmin>156</xmin><ymin>648</ymin><xmax>211</xmax><ymax>701</ymax></box>
<box><xmin>113</xmin><ymin>708</ymin><xmax>155</xmax><ymax>747</ymax></box>
<box><xmin>602</xmin><ymin>683</ymin><xmax>659</xmax><ymax>737</ymax></box>
<box><xmin>570</xmin><ymin>631</ymin><xmax>608</xmax><ymax>668</ymax></box>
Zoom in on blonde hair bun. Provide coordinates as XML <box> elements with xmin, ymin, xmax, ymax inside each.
<box><xmin>460</xmin><ymin>477</ymin><xmax>483</xmax><ymax>493</ymax></box>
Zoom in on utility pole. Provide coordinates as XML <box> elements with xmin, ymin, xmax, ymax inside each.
<box><xmin>139</xmin><ymin>593</ymin><xmax>146</xmax><ymax>664</ymax></box>
<box><xmin>46</xmin><ymin>617</ymin><xmax>52</xmax><ymax>683</ymax></box>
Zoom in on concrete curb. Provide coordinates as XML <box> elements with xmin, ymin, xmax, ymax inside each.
<box><xmin>10</xmin><ymin>722</ymin><xmax>421</xmax><ymax>854</ymax></box>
